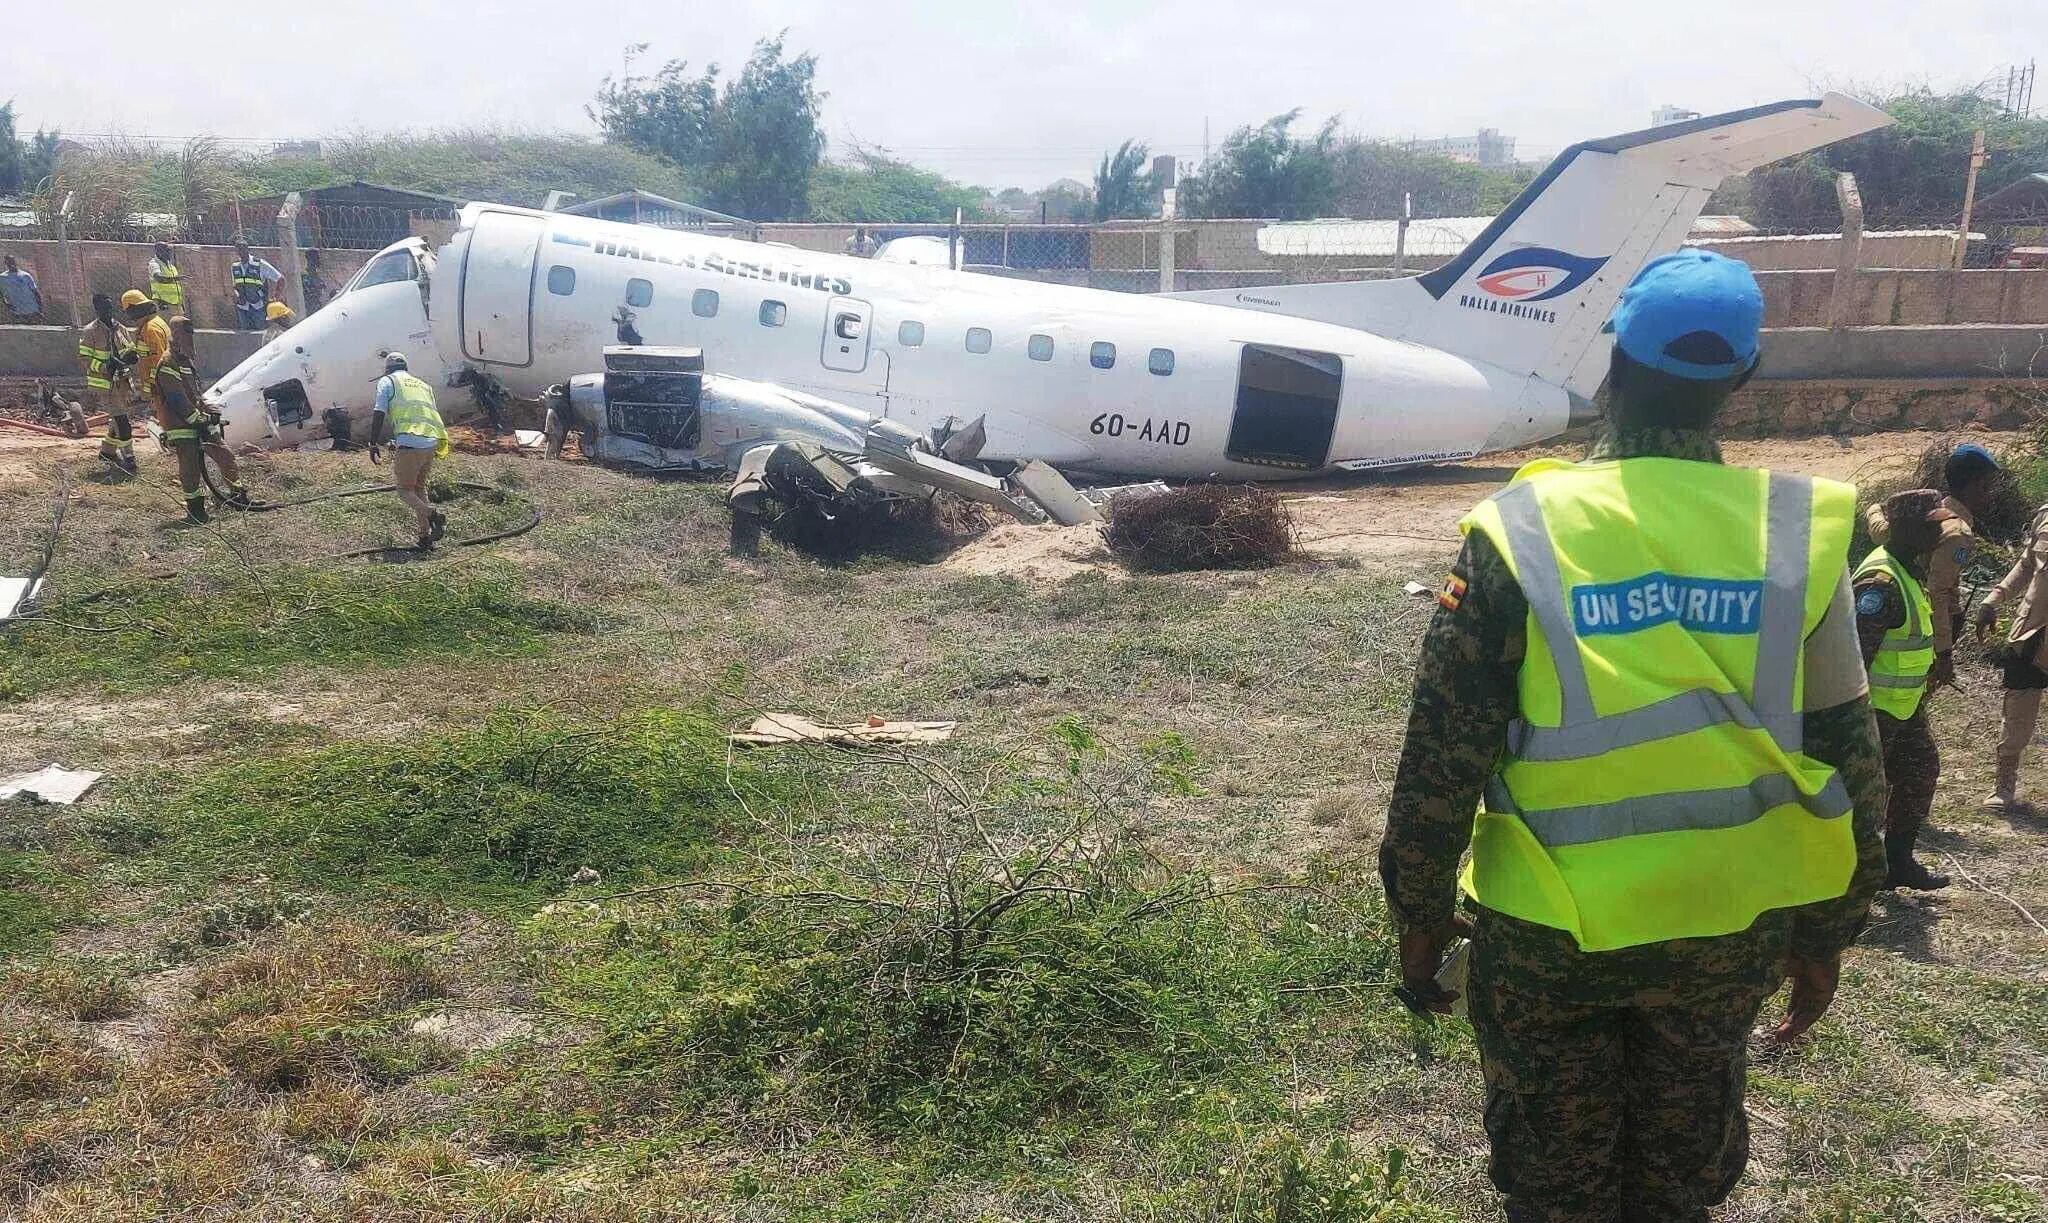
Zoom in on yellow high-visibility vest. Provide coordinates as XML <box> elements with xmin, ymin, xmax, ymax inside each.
<box><xmin>384</xmin><ymin>371</ymin><xmax>448</xmax><ymax>448</ymax></box>
<box><xmin>1458</xmin><ymin>457</ymin><xmax>1858</xmax><ymax>952</ymax></box>
<box><xmin>78</xmin><ymin>327</ymin><xmax>114</xmax><ymax>390</ymax></box>
<box><xmin>1853</xmin><ymin>547</ymin><xmax>1934</xmax><ymax>719</ymax></box>
<box><xmin>149</xmin><ymin>260</ymin><xmax>184</xmax><ymax>307</ymax></box>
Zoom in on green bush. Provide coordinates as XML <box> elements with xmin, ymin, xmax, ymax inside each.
<box><xmin>0</xmin><ymin>562</ymin><xmax>594</xmax><ymax>698</ymax></box>
<box><xmin>136</xmin><ymin>708</ymin><xmax>767</xmax><ymax>905</ymax></box>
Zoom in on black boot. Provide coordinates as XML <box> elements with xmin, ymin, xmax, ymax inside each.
<box><xmin>182</xmin><ymin>497</ymin><xmax>210</xmax><ymax>526</ymax></box>
<box><xmin>1884</xmin><ymin>829</ymin><xmax>1950</xmax><ymax>891</ymax></box>
<box><xmin>223</xmin><ymin>485</ymin><xmax>252</xmax><ymax>509</ymax></box>
<box><xmin>427</xmin><ymin>510</ymin><xmax>447</xmax><ymax>544</ymax></box>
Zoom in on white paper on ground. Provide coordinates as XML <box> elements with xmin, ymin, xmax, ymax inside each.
<box><xmin>0</xmin><ymin>765</ymin><xmax>104</xmax><ymax>805</ymax></box>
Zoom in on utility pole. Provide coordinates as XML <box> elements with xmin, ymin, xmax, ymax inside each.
<box><xmin>1390</xmin><ymin>191</ymin><xmax>1412</xmax><ymax>278</ymax></box>
<box><xmin>276</xmin><ymin>193</ymin><xmax>307</xmax><ymax>318</ymax></box>
<box><xmin>1953</xmin><ymin>127</ymin><xmax>1986</xmax><ymax>272</ymax></box>
<box><xmin>55</xmin><ymin>193</ymin><xmax>80</xmax><ymax>328</ymax></box>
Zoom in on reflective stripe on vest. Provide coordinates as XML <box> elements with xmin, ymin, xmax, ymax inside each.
<box><xmin>79</xmin><ymin>337</ymin><xmax>114</xmax><ymax>389</ymax></box>
<box><xmin>385</xmin><ymin>371</ymin><xmax>447</xmax><ymax>442</ymax></box>
<box><xmin>1458</xmin><ymin>458</ymin><xmax>1858</xmax><ymax>952</ymax></box>
<box><xmin>151</xmin><ymin>263</ymin><xmax>184</xmax><ymax>305</ymax></box>
<box><xmin>232</xmin><ymin>261</ymin><xmax>266</xmax><ymax>303</ymax></box>
<box><xmin>1853</xmin><ymin>547</ymin><xmax>1934</xmax><ymax>718</ymax></box>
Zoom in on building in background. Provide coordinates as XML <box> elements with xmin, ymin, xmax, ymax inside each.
<box><xmin>1402</xmin><ymin>129</ymin><xmax>1518</xmax><ymax>167</ymax></box>
<box><xmin>1652</xmin><ymin>105</ymin><xmax>1703</xmax><ymax>127</ymax></box>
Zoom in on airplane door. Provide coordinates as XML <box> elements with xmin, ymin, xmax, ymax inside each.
<box><xmin>821</xmin><ymin>297</ymin><xmax>873</xmax><ymax>373</ymax></box>
<box><xmin>460</xmin><ymin>211</ymin><xmax>544</xmax><ymax>366</ymax></box>
<box><xmin>1226</xmin><ymin>344</ymin><xmax>1343</xmax><ymax>470</ymax></box>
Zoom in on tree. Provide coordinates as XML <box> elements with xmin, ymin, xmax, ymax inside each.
<box><xmin>0</xmin><ymin>102</ymin><xmax>62</xmax><ymax>197</ymax></box>
<box><xmin>809</xmin><ymin>152</ymin><xmax>983</xmax><ymax>223</ymax></box>
<box><xmin>1093</xmin><ymin>140</ymin><xmax>1155</xmax><ymax>220</ymax></box>
<box><xmin>590</xmin><ymin>35</ymin><xmax>825</xmax><ymax>221</ymax></box>
<box><xmin>1180</xmin><ymin>111</ymin><xmax>1340</xmax><ymax>219</ymax></box>
<box><xmin>1330</xmin><ymin>140</ymin><xmax>1532</xmax><ymax>218</ymax></box>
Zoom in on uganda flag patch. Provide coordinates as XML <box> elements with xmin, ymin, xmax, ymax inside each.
<box><xmin>1438</xmin><ymin>574</ymin><xmax>1467</xmax><ymax>611</ymax></box>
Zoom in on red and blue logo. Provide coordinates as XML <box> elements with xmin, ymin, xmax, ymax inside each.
<box><xmin>1473</xmin><ymin>248</ymin><xmax>1609</xmax><ymax>303</ymax></box>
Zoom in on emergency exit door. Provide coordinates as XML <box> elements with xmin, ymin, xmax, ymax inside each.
<box><xmin>821</xmin><ymin>296</ymin><xmax>873</xmax><ymax>373</ymax></box>
<box><xmin>460</xmin><ymin>211</ymin><xmax>544</xmax><ymax>366</ymax></box>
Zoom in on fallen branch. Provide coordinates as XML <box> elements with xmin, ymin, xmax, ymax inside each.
<box><xmin>1941</xmin><ymin>853</ymin><xmax>2048</xmax><ymax>937</ymax></box>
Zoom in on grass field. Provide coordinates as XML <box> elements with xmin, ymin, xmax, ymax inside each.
<box><xmin>1</xmin><ymin>440</ymin><xmax>2043</xmax><ymax>1222</ymax></box>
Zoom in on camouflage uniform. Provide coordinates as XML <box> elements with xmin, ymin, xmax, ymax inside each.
<box><xmin>1852</xmin><ymin>553</ymin><xmax>1941</xmax><ymax>863</ymax></box>
<box><xmin>1380</xmin><ymin>424</ymin><xmax>1890</xmax><ymax>1223</ymax></box>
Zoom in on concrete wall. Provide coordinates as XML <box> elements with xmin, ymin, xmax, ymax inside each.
<box><xmin>0</xmin><ymin>325</ymin><xmax>264</xmax><ymax>383</ymax></box>
<box><xmin>1754</xmin><ymin>325</ymin><xmax>2048</xmax><ymax>381</ymax></box>
<box><xmin>1756</xmin><ymin>269</ymin><xmax>2048</xmax><ymax>327</ymax></box>
<box><xmin>0</xmin><ymin>240</ymin><xmax>372</xmax><ymax>331</ymax></box>
<box><xmin>1693</xmin><ymin>231</ymin><xmax>1960</xmax><ymax>271</ymax></box>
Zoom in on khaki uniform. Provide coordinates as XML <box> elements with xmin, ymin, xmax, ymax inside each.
<box><xmin>79</xmin><ymin>315</ymin><xmax>141</xmax><ymax>471</ymax></box>
<box><xmin>155</xmin><ymin>344</ymin><xmax>244</xmax><ymax>510</ymax></box>
<box><xmin>1867</xmin><ymin>496</ymin><xmax>1976</xmax><ymax>654</ymax></box>
<box><xmin>1985</xmin><ymin>506</ymin><xmax>2048</xmax><ymax>794</ymax></box>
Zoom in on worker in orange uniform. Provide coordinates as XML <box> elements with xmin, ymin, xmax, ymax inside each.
<box><xmin>156</xmin><ymin>316</ymin><xmax>250</xmax><ymax>523</ymax></box>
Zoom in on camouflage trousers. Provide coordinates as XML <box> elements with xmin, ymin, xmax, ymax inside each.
<box><xmin>1466</xmin><ymin>907</ymin><xmax>1783</xmax><ymax>1223</ymax></box>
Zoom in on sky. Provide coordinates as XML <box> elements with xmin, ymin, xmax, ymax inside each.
<box><xmin>4</xmin><ymin>0</ymin><xmax>2037</xmax><ymax>190</ymax></box>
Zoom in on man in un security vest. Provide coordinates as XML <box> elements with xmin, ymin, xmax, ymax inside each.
<box><xmin>1381</xmin><ymin>251</ymin><xmax>1887</xmax><ymax>1223</ymax></box>
<box><xmin>367</xmin><ymin>351</ymin><xmax>449</xmax><ymax>549</ymax></box>
<box><xmin>1853</xmin><ymin>489</ymin><xmax>1951</xmax><ymax>890</ymax></box>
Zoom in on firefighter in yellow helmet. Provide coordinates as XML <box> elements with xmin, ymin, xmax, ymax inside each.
<box><xmin>367</xmin><ymin>352</ymin><xmax>449</xmax><ymax>549</ymax></box>
<box><xmin>264</xmin><ymin>300</ymin><xmax>295</xmax><ymax>342</ymax></box>
<box><xmin>1381</xmin><ymin>252</ymin><xmax>1886</xmax><ymax>1221</ymax></box>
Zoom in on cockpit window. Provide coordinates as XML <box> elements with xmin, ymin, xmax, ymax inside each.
<box><xmin>347</xmin><ymin>249</ymin><xmax>419</xmax><ymax>294</ymax></box>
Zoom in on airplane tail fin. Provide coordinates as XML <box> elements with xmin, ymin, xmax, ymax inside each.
<box><xmin>1170</xmin><ymin>94</ymin><xmax>1892</xmax><ymax>402</ymax></box>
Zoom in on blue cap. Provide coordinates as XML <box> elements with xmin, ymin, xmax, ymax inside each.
<box><xmin>1602</xmin><ymin>250</ymin><xmax>1764</xmax><ymax>381</ymax></box>
<box><xmin>1952</xmin><ymin>442</ymin><xmax>1998</xmax><ymax>468</ymax></box>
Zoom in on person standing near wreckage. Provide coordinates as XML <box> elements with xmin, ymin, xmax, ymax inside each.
<box><xmin>1380</xmin><ymin>251</ymin><xmax>1887</xmax><ymax>1223</ymax></box>
<box><xmin>367</xmin><ymin>352</ymin><xmax>448</xmax><ymax>549</ymax></box>
<box><xmin>79</xmin><ymin>293</ymin><xmax>140</xmax><ymax>478</ymax></box>
<box><xmin>1852</xmin><ymin>490</ymin><xmax>1950</xmax><ymax>889</ymax></box>
<box><xmin>156</xmin><ymin>316</ymin><xmax>250</xmax><ymax>523</ymax></box>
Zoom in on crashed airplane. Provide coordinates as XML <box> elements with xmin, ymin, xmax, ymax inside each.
<box><xmin>205</xmin><ymin>95</ymin><xmax>1889</xmax><ymax>510</ymax></box>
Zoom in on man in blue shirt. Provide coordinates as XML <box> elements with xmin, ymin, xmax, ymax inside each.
<box><xmin>1</xmin><ymin>256</ymin><xmax>43</xmax><ymax>323</ymax></box>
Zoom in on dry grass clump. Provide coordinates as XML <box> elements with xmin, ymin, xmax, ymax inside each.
<box><xmin>1105</xmin><ymin>485</ymin><xmax>1296</xmax><ymax>571</ymax></box>
<box><xmin>177</xmin><ymin>923</ymin><xmax>450</xmax><ymax>1091</ymax></box>
<box><xmin>6</xmin><ymin>960</ymin><xmax>138</xmax><ymax>1022</ymax></box>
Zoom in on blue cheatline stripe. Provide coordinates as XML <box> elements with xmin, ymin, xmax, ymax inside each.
<box><xmin>550</xmin><ymin>232</ymin><xmax>592</xmax><ymax>248</ymax></box>
<box><xmin>1484</xmin><ymin>772</ymin><xmax>1852</xmax><ymax>848</ymax></box>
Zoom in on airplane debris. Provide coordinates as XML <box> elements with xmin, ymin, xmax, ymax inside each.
<box><xmin>0</xmin><ymin>764</ymin><xmax>104</xmax><ymax>805</ymax></box>
<box><xmin>731</xmin><ymin>713</ymin><xmax>958</xmax><ymax>748</ymax></box>
<box><xmin>0</xmin><ymin>576</ymin><xmax>44</xmax><ymax>622</ymax></box>
<box><xmin>1404</xmin><ymin>581</ymin><xmax>1434</xmax><ymax>598</ymax></box>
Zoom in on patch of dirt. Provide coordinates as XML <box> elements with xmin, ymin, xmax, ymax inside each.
<box><xmin>939</xmin><ymin>521</ymin><xmax>1115</xmax><ymax>585</ymax></box>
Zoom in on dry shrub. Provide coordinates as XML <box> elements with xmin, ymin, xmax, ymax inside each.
<box><xmin>1105</xmin><ymin>485</ymin><xmax>1295</xmax><ymax>571</ymax></box>
<box><xmin>1853</xmin><ymin>436</ymin><xmax>2036</xmax><ymax>547</ymax></box>
<box><xmin>766</xmin><ymin>490</ymin><xmax>992</xmax><ymax>563</ymax></box>
<box><xmin>176</xmin><ymin>923</ymin><xmax>449</xmax><ymax>1091</ymax></box>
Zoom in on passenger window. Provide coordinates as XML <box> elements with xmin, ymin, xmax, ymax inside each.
<box><xmin>626</xmin><ymin>278</ymin><xmax>653</xmax><ymax>307</ymax></box>
<box><xmin>1090</xmin><ymin>341</ymin><xmax>1116</xmax><ymax>370</ymax></box>
<box><xmin>759</xmin><ymin>300</ymin><xmax>787</xmax><ymax>327</ymax></box>
<box><xmin>1028</xmin><ymin>334</ymin><xmax>1054</xmax><ymax>362</ymax></box>
<box><xmin>692</xmin><ymin>289</ymin><xmax>719</xmax><ymax>318</ymax></box>
<box><xmin>1149</xmin><ymin>347</ymin><xmax>1175</xmax><ymax>376</ymax></box>
<box><xmin>898</xmin><ymin>320</ymin><xmax>925</xmax><ymax>347</ymax></box>
<box><xmin>965</xmin><ymin>327</ymin><xmax>992</xmax><ymax>354</ymax></box>
<box><xmin>546</xmin><ymin>265</ymin><xmax>576</xmax><ymax>295</ymax></box>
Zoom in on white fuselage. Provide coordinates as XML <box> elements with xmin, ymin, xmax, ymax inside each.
<box><xmin>206</xmin><ymin>202</ymin><xmax>1567</xmax><ymax>477</ymax></box>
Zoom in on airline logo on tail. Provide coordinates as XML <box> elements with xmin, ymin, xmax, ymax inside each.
<box><xmin>1458</xmin><ymin>247</ymin><xmax>1609</xmax><ymax>324</ymax></box>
